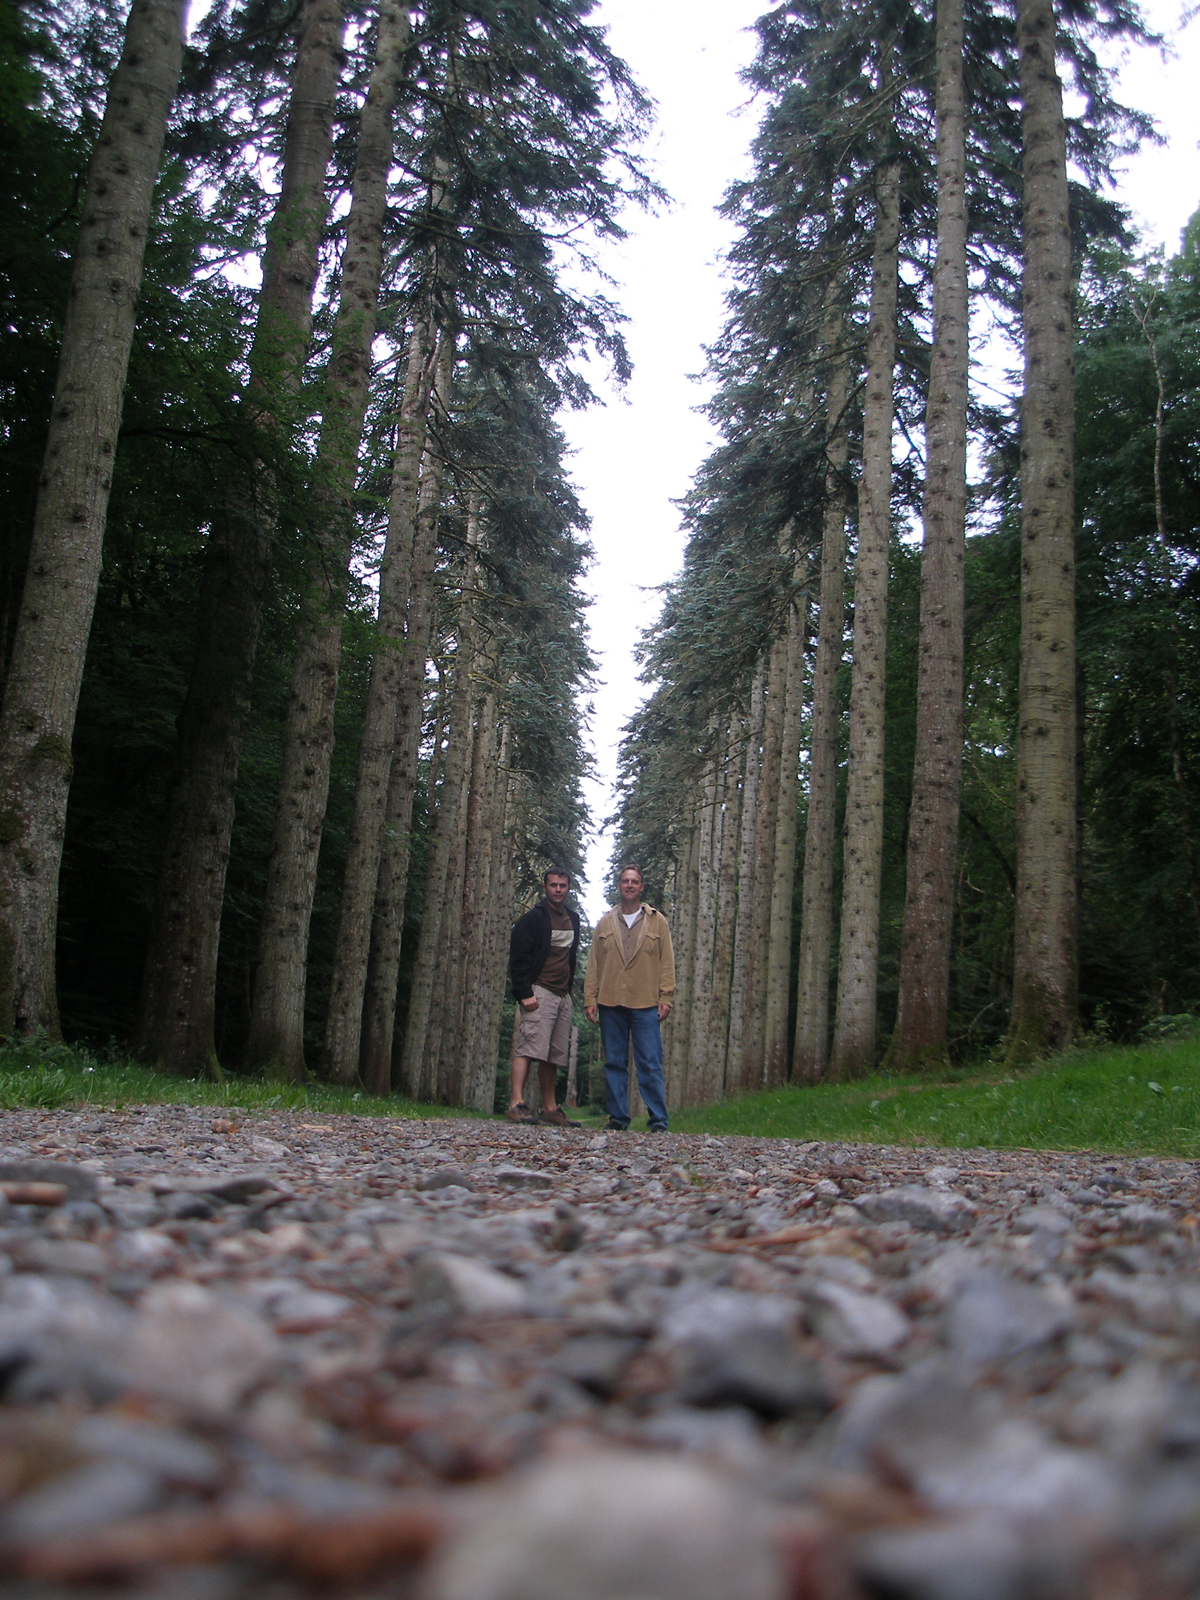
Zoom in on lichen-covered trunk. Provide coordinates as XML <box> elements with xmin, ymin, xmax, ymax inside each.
<box><xmin>0</xmin><ymin>0</ymin><xmax>186</xmax><ymax>1037</ymax></box>
<box><xmin>324</xmin><ymin>330</ymin><xmax>453</xmax><ymax>1084</ymax></box>
<box><xmin>793</xmin><ymin>332</ymin><xmax>850</xmax><ymax>1082</ymax></box>
<box><xmin>1007</xmin><ymin>0</ymin><xmax>1078</xmax><ymax>1063</ymax></box>
<box><xmin>887</xmin><ymin>6</ymin><xmax>968</xmax><ymax>1075</ymax></box>
<box><xmin>725</xmin><ymin>668</ymin><xmax>765</xmax><ymax>1090</ymax></box>
<box><xmin>764</xmin><ymin>573</ymin><xmax>806</xmax><ymax>1087</ymax></box>
<box><xmin>833</xmin><ymin>149</ymin><xmax>903</xmax><ymax>1081</ymax></box>
<box><xmin>247</xmin><ymin>1</ymin><xmax>410</xmax><ymax>1079</ymax></box>
<box><xmin>137</xmin><ymin>0</ymin><xmax>345</xmax><ymax>1074</ymax></box>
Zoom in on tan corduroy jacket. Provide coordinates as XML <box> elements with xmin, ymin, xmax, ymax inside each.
<box><xmin>583</xmin><ymin>904</ymin><xmax>676</xmax><ymax>1010</ymax></box>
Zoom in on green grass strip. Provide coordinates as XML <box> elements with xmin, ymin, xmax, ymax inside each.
<box><xmin>1</xmin><ymin>1027</ymin><xmax>1197</xmax><ymax>1158</ymax></box>
<box><xmin>669</xmin><ymin>1031</ymin><xmax>1200</xmax><ymax>1157</ymax></box>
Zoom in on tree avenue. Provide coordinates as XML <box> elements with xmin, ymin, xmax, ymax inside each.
<box><xmin>1</xmin><ymin>0</ymin><xmax>1192</xmax><ymax>1110</ymax></box>
<box><xmin>613</xmin><ymin>0</ymin><xmax>1177</xmax><ymax>1104</ymax></box>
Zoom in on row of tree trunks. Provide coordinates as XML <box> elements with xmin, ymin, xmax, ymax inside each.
<box><xmin>403</xmin><ymin>508</ymin><xmax>482</xmax><ymax>1101</ymax></box>
<box><xmin>639</xmin><ymin>3</ymin><xmax>1081</xmax><ymax>1093</ymax></box>
<box><xmin>324</xmin><ymin>328</ymin><xmax>453</xmax><ymax>1083</ymax></box>
<box><xmin>136</xmin><ymin>0</ymin><xmax>347</xmax><ymax>1075</ymax></box>
<box><xmin>246</xmin><ymin>0</ymin><xmax>411</xmax><ymax>1080</ymax></box>
<box><xmin>0</xmin><ymin>0</ymin><xmax>187</xmax><ymax>1036</ymax></box>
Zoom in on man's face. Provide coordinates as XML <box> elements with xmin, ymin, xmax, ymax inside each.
<box><xmin>545</xmin><ymin>874</ymin><xmax>570</xmax><ymax>907</ymax></box>
<box><xmin>619</xmin><ymin>871</ymin><xmax>643</xmax><ymax>905</ymax></box>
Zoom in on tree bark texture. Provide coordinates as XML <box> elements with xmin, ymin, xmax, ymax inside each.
<box><xmin>793</xmin><ymin>334</ymin><xmax>850</xmax><ymax>1083</ymax></box>
<box><xmin>665</xmin><ymin>805</ymin><xmax>700</xmax><ymax>1110</ymax></box>
<box><xmin>764</xmin><ymin>578</ymin><xmax>805</xmax><ymax>1087</ymax></box>
<box><xmin>741</xmin><ymin>631</ymin><xmax>787</xmax><ymax>1090</ymax></box>
<box><xmin>725</xmin><ymin>668</ymin><xmax>765</xmax><ymax>1090</ymax></box>
<box><xmin>1006</xmin><ymin>0</ymin><xmax>1078</xmax><ymax>1064</ymax></box>
<box><xmin>471</xmin><ymin>721</ymin><xmax>514</xmax><ymax>1113</ymax></box>
<box><xmin>325</xmin><ymin>329</ymin><xmax>452</xmax><ymax>1083</ymax></box>
<box><xmin>833</xmin><ymin>154</ymin><xmax>901</xmax><ymax>1081</ymax></box>
<box><xmin>0</xmin><ymin>0</ymin><xmax>186</xmax><ymax>1036</ymax></box>
<box><xmin>247</xmin><ymin>1</ymin><xmax>411</xmax><ymax>1079</ymax></box>
<box><xmin>399</xmin><ymin>518</ymin><xmax>480</xmax><ymax>1102</ymax></box>
<box><xmin>710</xmin><ymin>725</ymin><xmax>744</xmax><ymax>1093</ymax></box>
<box><xmin>888</xmin><ymin>1</ymin><xmax>969</xmax><ymax>1074</ymax></box>
<box><xmin>136</xmin><ymin>0</ymin><xmax>345</xmax><ymax>1074</ymax></box>
<box><xmin>683</xmin><ymin>750</ymin><xmax>720</xmax><ymax>1103</ymax></box>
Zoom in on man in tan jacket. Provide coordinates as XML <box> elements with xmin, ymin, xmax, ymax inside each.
<box><xmin>584</xmin><ymin>864</ymin><xmax>674</xmax><ymax>1131</ymax></box>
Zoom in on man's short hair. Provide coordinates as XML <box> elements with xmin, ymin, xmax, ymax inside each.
<box><xmin>617</xmin><ymin>862</ymin><xmax>644</xmax><ymax>884</ymax></box>
<box><xmin>543</xmin><ymin>867</ymin><xmax>571</xmax><ymax>885</ymax></box>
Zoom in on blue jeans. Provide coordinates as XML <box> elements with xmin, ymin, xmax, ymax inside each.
<box><xmin>599</xmin><ymin>1005</ymin><xmax>669</xmax><ymax>1130</ymax></box>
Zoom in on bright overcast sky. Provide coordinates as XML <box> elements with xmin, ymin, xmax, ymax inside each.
<box><xmin>566</xmin><ymin>0</ymin><xmax>1200</xmax><ymax>924</ymax></box>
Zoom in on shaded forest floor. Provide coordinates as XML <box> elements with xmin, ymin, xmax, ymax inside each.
<box><xmin>3</xmin><ymin>1024</ymin><xmax>1199</xmax><ymax>1159</ymax></box>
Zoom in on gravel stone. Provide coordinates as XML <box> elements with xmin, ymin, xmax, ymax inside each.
<box><xmin>424</xmin><ymin>1451</ymin><xmax>785</xmax><ymax>1600</ymax></box>
<box><xmin>856</xmin><ymin>1184</ymin><xmax>977</xmax><ymax>1233</ymax></box>
<box><xmin>0</xmin><ymin>1107</ymin><xmax>1195</xmax><ymax>1598</ymax></box>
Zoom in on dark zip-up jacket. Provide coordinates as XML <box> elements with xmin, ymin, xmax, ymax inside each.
<box><xmin>509</xmin><ymin>898</ymin><xmax>581</xmax><ymax>1001</ymax></box>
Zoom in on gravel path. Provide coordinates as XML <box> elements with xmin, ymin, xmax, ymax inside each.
<box><xmin>0</xmin><ymin>1106</ymin><xmax>1196</xmax><ymax>1598</ymax></box>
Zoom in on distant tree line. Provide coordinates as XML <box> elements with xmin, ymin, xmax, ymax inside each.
<box><xmin>612</xmin><ymin>0</ymin><xmax>1198</xmax><ymax>1102</ymax></box>
<box><xmin>0</xmin><ymin>0</ymin><xmax>651</xmax><ymax>1101</ymax></box>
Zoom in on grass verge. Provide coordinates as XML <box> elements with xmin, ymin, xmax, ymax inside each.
<box><xmin>3</xmin><ymin>1027</ymin><xmax>1198</xmax><ymax>1158</ymax></box>
<box><xmin>0</xmin><ymin>1036</ymin><xmax>479</xmax><ymax>1120</ymax></box>
<box><xmin>668</xmin><ymin>1028</ymin><xmax>1200</xmax><ymax>1157</ymax></box>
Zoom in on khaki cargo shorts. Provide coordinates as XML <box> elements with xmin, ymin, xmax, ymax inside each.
<box><xmin>513</xmin><ymin>985</ymin><xmax>573</xmax><ymax>1065</ymax></box>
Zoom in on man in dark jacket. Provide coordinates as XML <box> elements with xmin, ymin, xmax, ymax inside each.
<box><xmin>507</xmin><ymin>868</ymin><xmax>581</xmax><ymax>1126</ymax></box>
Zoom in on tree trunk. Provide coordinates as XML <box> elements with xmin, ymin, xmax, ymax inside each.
<box><xmin>0</xmin><ymin>0</ymin><xmax>186</xmax><ymax>1036</ymax></box>
<box><xmin>247</xmin><ymin>1</ymin><xmax>411</xmax><ymax>1079</ymax></box>
<box><xmin>684</xmin><ymin>750</ymin><xmax>720</xmax><ymax>1103</ymax></box>
<box><xmin>725</xmin><ymin>666</ymin><xmax>765</xmax><ymax>1090</ymax></box>
<box><xmin>325</xmin><ymin>329</ymin><xmax>453</xmax><ymax>1083</ymax></box>
<box><xmin>833</xmin><ymin>153</ymin><xmax>901</xmax><ymax>1081</ymax></box>
<box><xmin>399</xmin><ymin>539</ymin><xmax>478</xmax><ymax>1101</ymax></box>
<box><xmin>793</xmin><ymin>329</ymin><xmax>850</xmax><ymax>1082</ymax></box>
<box><xmin>710</xmin><ymin>722</ymin><xmax>744</xmax><ymax>1092</ymax></box>
<box><xmin>664</xmin><ymin>804</ymin><xmax>700</xmax><ymax>1109</ymax></box>
<box><xmin>1006</xmin><ymin>0</ymin><xmax>1078</xmax><ymax>1064</ymax></box>
<box><xmin>432</xmin><ymin>527</ymin><xmax>485</xmax><ymax>1104</ymax></box>
<box><xmin>740</xmin><ymin>631</ymin><xmax>787</xmax><ymax>1089</ymax></box>
<box><xmin>136</xmin><ymin>0</ymin><xmax>346</xmax><ymax>1074</ymax></box>
<box><xmin>764</xmin><ymin>566</ymin><xmax>806</xmax><ymax>1087</ymax></box>
<box><xmin>887</xmin><ymin>3</ymin><xmax>969</xmax><ymax>1075</ymax></box>
<box><xmin>458</xmin><ymin>687</ymin><xmax>501</xmax><ymax>1098</ymax></box>
<box><xmin>471</xmin><ymin>720</ymin><xmax>513</xmax><ymax>1112</ymax></box>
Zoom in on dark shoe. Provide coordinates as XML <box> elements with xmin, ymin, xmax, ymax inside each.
<box><xmin>606</xmin><ymin>1118</ymin><xmax>630</xmax><ymax>1132</ymax></box>
<box><xmin>505</xmin><ymin>1102</ymin><xmax>535</xmax><ymax>1124</ymax></box>
<box><xmin>539</xmin><ymin>1106</ymin><xmax>581</xmax><ymax>1129</ymax></box>
<box><xmin>647</xmin><ymin>1123</ymin><xmax>669</xmax><ymax>1134</ymax></box>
